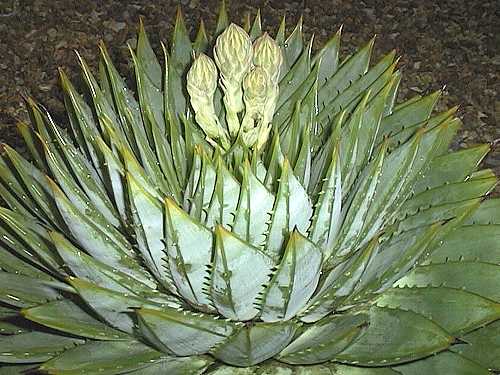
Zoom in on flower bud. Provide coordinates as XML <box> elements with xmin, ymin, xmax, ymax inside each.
<box><xmin>187</xmin><ymin>53</ymin><xmax>218</xmax><ymax>99</ymax></box>
<box><xmin>243</xmin><ymin>66</ymin><xmax>268</xmax><ymax>106</ymax></box>
<box><xmin>214</xmin><ymin>23</ymin><xmax>253</xmax><ymax>82</ymax></box>
<box><xmin>241</xmin><ymin>67</ymin><xmax>269</xmax><ymax>141</ymax></box>
<box><xmin>187</xmin><ymin>53</ymin><xmax>230</xmax><ymax>149</ymax></box>
<box><xmin>253</xmin><ymin>33</ymin><xmax>283</xmax><ymax>84</ymax></box>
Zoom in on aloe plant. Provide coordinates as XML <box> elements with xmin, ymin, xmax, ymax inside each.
<box><xmin>1</xmin><ymin>3</ymin><xmax>499</xmax><ymax>374</ymax></box>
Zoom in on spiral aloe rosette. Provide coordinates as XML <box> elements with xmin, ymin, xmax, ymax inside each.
<box><xmin>1</xmin><ymin>3</ymin><xmax>500</xmax><ymax>375</ymax></box>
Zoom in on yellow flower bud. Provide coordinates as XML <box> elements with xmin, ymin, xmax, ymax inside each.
<box><xmin>214</xmin><ymin>23</ymin><xmax>253</xmax><ymax>82</ymax></box>
<box><xmin>243</xmin><ymin>66</ymin><xmax>268</xmax><ymax>105</ymax></box>
<box><xmin>187</xmin><ymin>53</ymin><xmax>230</xmax><ymax>149</ymax></box>
<box><xmin>253</xmin><ymin>33</ymin><xmax>283</xmax><ymax>84</ymax></box>
<box><xmin>187</xmin><ymin>53</ymin><xmax>218</xmax><ymax>99</ymax></box>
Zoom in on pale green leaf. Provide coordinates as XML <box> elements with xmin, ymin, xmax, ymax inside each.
<box><xmin>0</xmin><ymin>331</ymin><xmax>83</xmax><ymax>364</ymax></box>
<box><xmin>394</xmin><ymin>261</ymin><xmax>500</xmax><ymax>303</ymax></box>
<box><xmin>211</xmin><ymin>322</ymin><xmax>296</xmax><ymax>367</ymax></box>
<box><xmin>164</xmin><ymin>198</ymin><xmax>214</xmax><ymax>310</ymax></box>
<box><xmin>334</xmin><ymin>306</ymin><xmax>453</xmax><ymax>365</ymax></box>
<box><xmin>40</xmin><ymin>340</ymin><xmax>162</xmax><ymax>374</ymax></box>
<box><xmin>279</xmin><ymin>312</ymin><xmax>368</xmax><ymax>364</ymax></box>
<box><xmin>137</xmin><ymin>307</ymin><xmax>236</xmax><ymax>356</ymax></box>
<box><xmin>211</xmin><ymin>226</ymin><xmax>273</xmax><ymax>321</ymax></box>
<box><xmin>376</xmin><ymin>286</ymin><xmax>500</xmax><ymax>335</ymax></box>
<box><xmin>260</xmin><ymin>231</ymin><xmax>322</xmax><ymax>322</ymax></box>
<box><xmin>22</xmin><ymin>299</ymin><xmax>128</xmax><ymax>341</ymax></box>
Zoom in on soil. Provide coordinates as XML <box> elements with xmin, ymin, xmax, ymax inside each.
<box><xmin>0</xmin><ymin>0</ymin><xmax>499</xmax><ymax>191</ymax></box>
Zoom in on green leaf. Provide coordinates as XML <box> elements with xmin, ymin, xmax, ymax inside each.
<box><xmin>282</xmin><ymin>17</ymin><xmax>304</xmax><ymax>71</ymax></box>
<box><xmin>466</xmin><ymin>197</ymin><xmax>500</xmax><ymax>225</ymax></box>
<box><xmin>16</xmin><ymin>121</ymin><xmax>45</xmax><ymax>171</ymax></box>
<box><xmin>319</xmin><ymin>51</ymin><xmax>396</xmax><ymax>125</ymax></box>
<box><xmin>98</xmin><ymin>43</ymin><xmax>141</xmax><ymax>153</ymax></box>
<box><xmin>151</xmin><ymin>120</ymin><xmax>183</xmax><ymax>202</ymax></box>
<box><xmin>126</xmin><ymin>356</ymin><xmax>212</xmax><ymax>375</ymax></box>
<box><xmin>266</xmin><ymin>160</ymin><xmax>313</xmax><ymax>258</ymax></box>
<box><xmin>377</xmin><ymin>90</ymin><xmax>441</xmax><ymax>140</ymax></box>
<box><xmin>40</xmin><ymin>340</ymin><xmax>162</xmax><ymax>374</ymax></box>
<box><xmin>331</xmin><ymin>137</ymin><xmax>387</xmax><ymax>260</ymax></box>
<box><xmin>232</xmin><ymin>162</ymin><xmax>275</xmax><ymax>248</ymax></box>
<box><xmin>164</xmin><ymin>198</ymin><xmax>214</xmax><ymax>310</ymax></box>
<box><xmin>169</xmin><ymin>7</ymin><xmax>192</xmax><ymax>118</ymax></box>
<box><xmin>127</xmin><ymin>172</ymin><xmax>167</xmax><ymax>281</ymax></box>
<box><xmin>333</xmin><ymin>306</ymin><xmax>453</xmax><ymax>366</ymax></box>
<box><xmin>0</xmin><ymin>364</ymin><xmax>38</xmax><ymax>374</ymax></box>
<box><xmin>301</xmin><ymin>237</ymin><xmax>378</xmax><ymax>323</ymax></box>
<box><xmin>0</xmin><ymin>154</ymin><xmax>42</xmax><ymax>222</ymax></box>
<box><xmin>137</xmin><ymin>18</ymin><xmax>162</xmax><ymax>87</ymax></box>
<box><xmin>313</xmin><ymin>27</ymin><xmax>341</xmax><ymax>86</ymax></box>
<box><xmin>189</xmin><ymin>150</ymin><xmax>217</xmax><ymax>222</ymax></box>
<box><xmin>274</xmin><ymin>44</ymin><xmax>317</xmax><ymax>129</ymax></box>
<box><xmin>207</xmin><ymin>362</ymin><xmax>400</xmax><ymax>375</ymax></box>
<box><xmin>50</xmin><ymin>231</ymin><xmax>155</xmax><ymax>297</ymax></box>
<box><xmin>77</xmin><ymin>53</ymin><xmax>127</xmax><ymax>152</ymax></box>
<box><xmin>48</xmin><ymin>179</ymin><xmax>155</xmax><ymax>288</ymax></box>
<box><xmin>0</xmin><ymin>243</ymin><xmax>54</xmax><ymax>281</ymax></box>
<box><xmin>352</xmin><ymin>221</ymin><xmax>456</xmax><ymax>301</ymax></box>
<box><xmin>376</xmin><ymin>286</ymin><xmax>500</xmax><ymax>335</ymax></box>
<box><xmin>0</xmin><ymin>331</ymin><xmax>83</xmax><ymax>364</ymax></box>
<box><xmin>260</xmin><ymin>231</ymin><xmax>322</xmax><ymax>322</ymax></box>
<box><xmin>0</xmin><ymin>318</ymin><xmax>29</xmax><ymax>335</ymax></box>
<box><xmin>394</xmin><ymin>351</ymin><xmax>491</xmax><ymax>375</ymax></box>
<box><xmin>399</xmin><ymin>177</ymin><xmax>496</xmax><ymax>219</ymax></box>
<box><xmin>429</xmin><ymin>224</ymin><xmax>500</xmax><ymax>264</ymax></box>
<box><xmin>317</xmin><ymin>38</ymin><xmax>374</xmax><ymax>120</ymax></box>
<box><xmin>249</xmin><ymin>9</ymin><xmax>262</xmax><ymax>41</ymax></box>
<box><xmin>211</xmin><ymin>322</ymin><xmax>297</xmax><ymax>367</ymax></box>
<box><xmin>41</xmin><ymin>109</ymin><xmax>120</xmax><ymax>227</ymax></box>
<box><xmin>41</xmin><ymin>134</ymin><xmax>120</xmax><ymax>231</ymax></box>
<box><xmin>0</xmin><ymin>272</ymin><xmax>68</xmax><ymax>308</ymax></box>
<box><xmin>215</xmin><ymin>0</ymin><xmax>229</xmax><ymax>37</ymax></box>
<box><xmin>451</xmin><ymin>320</ymin><xmax>500</xmax><ymax>371</ymax></box>
<box><xmin>2</xmin><ymin>145</ymin><xmax>62</xmax><ymax>227</ymax></box>
<box><xmin>394</xmin><ymin>261</ymin><xmax>500</xmax><ymax>303</ymax></box>
<box><xmin>413</xmin><ymin>144</ymin><xmax>490</xmax><ymax>194</ymax></box>
<box><xmin>0</xmin><ymin>209</ymin><xmax>61</xmax><ymax>275</ymax></box>
<box><xmin>58</xmin><ymin>71</ymin><xmax>103</xmax><ymax>176</ymax></box>
<box><xmin>275</xmin><ymin>15</ymin><xmax>286</xmax><ymax>47</ymax></box>
<box><xmin>386</xmin><ymin>106</ymin><xmax>457</xmax><ymax>150</ymax></box>
<box><xmin>395</xmin><ymin>198</ymin><xmax>480</xmax><ymax>233</ymax></box>
<box><xmin>206</xmin><ymin>158</ymin><xmax>241</xmax><ymax>229</ymax></box>
<box><xmin>193</xmin><ymin>20</ymin><xmax>209</xmax><ymax>54</ymax></box>
<box><xmin>22</xmin><ymin>299</ymin><xmax>128</xmax><ymax>341</ymax></box>
<box><xmin>339</xmin><ymin>92</ymin><xmax>369</xmax><ymax>193</ymax></box>
<box><xmin>68</xmin><ymin>278</ymin><xmax>179</xmax><ymax>334</ymax></box>
<box><xmin>137</xmin><ymin>307</ymin><xmax>237</xmax><ymax>356</ymax></box>
<box><xmin>279</xmin><ymin>312</ymin><xmax>368</xmax><ymax>364</ymax></box>
<box><xmin>309</xmin><ymin>143</ymin><xmax>342</xmax><ymax>252</ymax></box>
<box><xmin>211</xmin><ymin>226</ymin><xmax>273</xmax><ymax>321</ymax></box>
<box><xmin>277</xmin><ymin>33</ymin><xmax>311</xmax><ymax>110</ymax></box>
<box><xmin>130</xmin><ymin>41</ymin><xmax>167</xmax><ymax>137</ymax></box>
<box><xmin>353</xmin><ymin>77</ymin><xmax>397</xmax><ymax>177</ymax></box>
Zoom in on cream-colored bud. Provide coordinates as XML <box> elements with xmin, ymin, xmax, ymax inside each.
<box><xmin>242</xmin><ymin>67</ymin><xmax>269</xmax><ymax>133</ymax></box>
<box><xmin>253</xmin><ymin>33</ymin><xmax>283</xmax><ymax>84</ymax></box>
<box><xmin>214</xmin><ymin>23</ymin><xmax>253</xmax><ymax>137</ymax></box>
<box><xmin>187</xmin><ymin>53</ymin><xmax>217</xmax><ymax>98</ymax></box>
<box><xmin>214</xmin><ymin>23</ymin><xmax>253</xmax><ymax>81</ymax></box>
<box><xmin>187</xmin><ymin>53</ymin><xmax>230</xmax><ymax>149</ymax></box>
<box><xmin>243</xmin><ymin>66</ymin><xmax>268</xmax><ymax>105</ymax></box>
